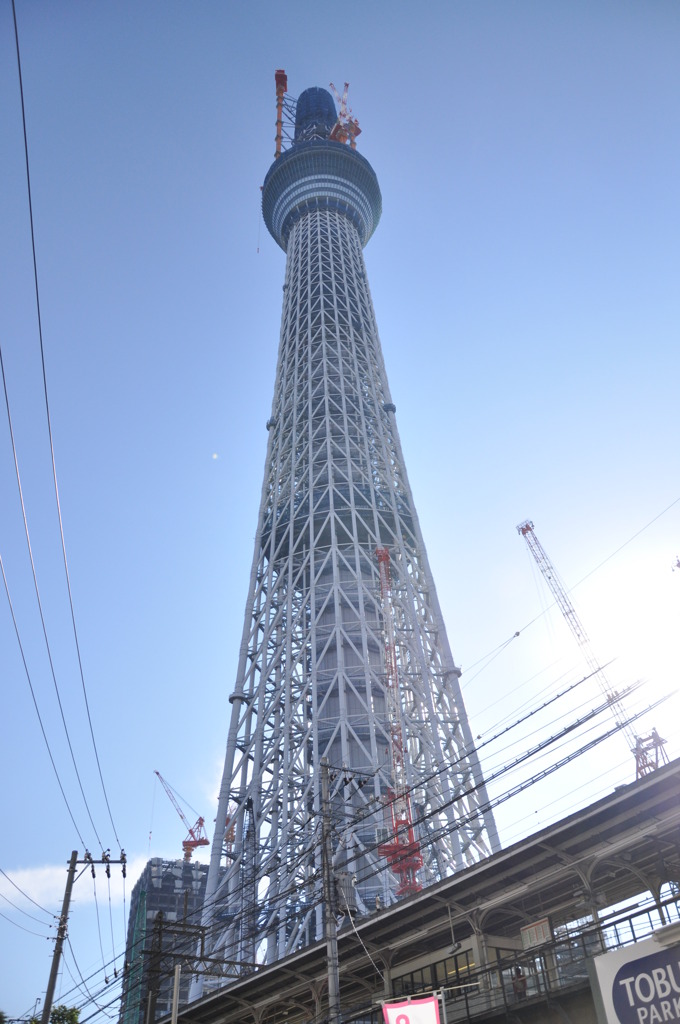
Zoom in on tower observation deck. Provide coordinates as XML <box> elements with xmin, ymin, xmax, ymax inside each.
<box><xmin>196</xmin><ymin>77</ymin><xmax>500</xmax><ymax>988</ymax></box>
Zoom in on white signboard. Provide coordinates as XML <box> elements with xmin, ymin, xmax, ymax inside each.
<box><xmin>521</xmin><ymin>917</ymin><xmax>552</xmax><ymax>950</ymax></box>
<box><xmin>590</xmin><ymin>937</ymin><xmax>680</xmax><ymax>1023</ymax></box>
<box><xmin>383</xmin><ymin>996</ymin><xmax>441</xmax><ymax>1024</ymax></box>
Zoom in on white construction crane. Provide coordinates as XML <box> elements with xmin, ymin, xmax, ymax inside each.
<box><xmin>516</xmin><ymin>519</ymin><xmax>667</xmax><ymax>779</ymax></box>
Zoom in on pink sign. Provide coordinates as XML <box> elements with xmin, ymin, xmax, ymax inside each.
<box><xmin>383</xmin><ymin>996</ymin><xmax>441</xmax><ymax>1024</ymax></box>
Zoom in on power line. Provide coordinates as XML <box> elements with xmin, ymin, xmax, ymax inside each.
<box><xmin>461</xmin><ymin>494</ymin><xmax>680</xmax><ymax>687</ymax></box>
<box><xmin>0</xmin><ymin>907</ymin><xmax>52</xmax><ymax>939</ymax></box>
<box><xmin>174</xmin><ymin>672</ymin><xmax>640</xmax><ymax>949</ymax></box>
<box><xmin>0</xmin><ymin>865</ymin><xmax>53</xmax><ymax>915</ymax></box>
<box><xmin>570</xmin><ymin>495</ymin><xmax>680</xmax><ymax>593</ymax></box>
<box><xmin>65</xmin><ymin>937</ymin><xmax>116</xmax><ymax>1019</ymax></box>
<box><xmin>32</xmin><ymin>676</ymin><xmax>662</xmax><ymax>1022</ymax></box>
<box><xmin>170</xmin><ymin>680</ymin><xmax>648</xmax><ymax>955</ymax></box>
<box><xmin>0</xmin><ymin>889</ymin><xmax>55</xmax><ymax>928</ymax></box>
<box><xmin>9</xmin><ymin>0</ymin><xmax>122</xmax><ymax>850</ymax></box>
<box><xmin>98</xmin><ymin>701</ymin><xmax>645</xmax><ymax>1014</ymax></box>
<box><xmin>61</xmin><ymin>710</ymin><xmax>641</xmax><ymax>1024</ymax></box>
<box><xmin>0</xmin><ymin>549</ymin><xmax>87</xmax><ymax>847</ymax></box>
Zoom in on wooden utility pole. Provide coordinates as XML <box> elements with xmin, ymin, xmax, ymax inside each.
<box><xmin>41</xmin><ymin>851</ymin><xmax>78</xmax><ymax>1024</ymax></box>
<box><xmin>145</xmin><ymin>911</ymin><xmax>164</xmax><ymax>1024</ymax></box>
<box><xmin>41</xmin><ymin>850</ymin><xmax>127</xmax><ymax>1024</ymax></box>
<box><xmin>170</xmin><ymin>965</ymin><xmax>181</xmax><ymax>1024</ymax></box>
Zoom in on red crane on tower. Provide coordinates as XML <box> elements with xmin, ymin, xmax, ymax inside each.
<box><xmin>375</xmin><ymin>547</ymin><xmax>423</xmax><ymax>897</ymax></box>
<box><xmin>154</xmin><ymin>770</ymin><xmax>210</xmax><ymax>861</ymax></box>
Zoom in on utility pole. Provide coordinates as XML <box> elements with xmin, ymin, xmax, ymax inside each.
<box><xmin>320</xmin><ymin>758</ymin><xmax>341</xmax><ymax>1024</ymax></box>
<box><xmin>41</xmin><ymin>851</ymin><xmax>78</xmax><ymax>1024</ymax></box>
<box><xmin>41</xmin><ymin>850</ymin><xmax>127</xmax><ymax>1024</ymax></box>
<box><xmin>170</xmin><ymin>965</ymin><xmax>181</xmax><ymax>1024</ymax></box>
<box><xmin>145</xmin><ymin>911</ymin><xmax>164</xmax><ymax>1024</ymax></box>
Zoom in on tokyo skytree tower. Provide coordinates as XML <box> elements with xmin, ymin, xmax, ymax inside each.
<box><xmin>199</xmin><ymin>73</ymin><xmax>499</xmax><ymax>977</ymax></box>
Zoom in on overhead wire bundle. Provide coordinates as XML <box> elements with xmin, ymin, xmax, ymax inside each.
<box><xmin>1</xmin><ymin>2</ymin><xmax>128</xmax><ymax>1013</ymax></box>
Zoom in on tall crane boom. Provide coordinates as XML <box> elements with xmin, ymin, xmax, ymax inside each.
<box><xmin>154</xmin><ymin>770</ymin><xmax>210</xmax><ymax>861</ymax></box>
<box><xmin>516</xmin><ymin>520</ymin><xmax>666</xmax><ymax>779</ymax></box>
<box><xmin>328</xmin><ymin>81</ymin><xmax>361</xmax><ymax>148</ymax></box>
<box><xmin>375</xmin><ymin>547</ymin><xmax>422</xmax><ymax>897</ymax></box>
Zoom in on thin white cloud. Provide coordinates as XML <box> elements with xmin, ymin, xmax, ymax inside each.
<box><xmin>0</xmin><ymin>856</ymin><xmax>151</xmax><ymax>910</ymax></box>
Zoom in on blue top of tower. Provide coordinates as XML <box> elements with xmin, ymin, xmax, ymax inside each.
<box><xmin>262</xmin><ymin>83</ymin><xmax>382</xmax><ymax>252</ymax></box>
<box><xmin>294</xmin><ymin>87</ymin><xmax>337</xmax><ymax>142</ymax></box>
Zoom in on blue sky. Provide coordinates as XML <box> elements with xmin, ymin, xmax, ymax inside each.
<box><xmin>1</xmin><ymin>1</ymin><xmax>679</xmax><ymax>1018</ymax></box>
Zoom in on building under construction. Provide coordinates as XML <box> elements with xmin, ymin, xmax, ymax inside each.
<box><xmin>119</xmin><ymin>859</ymin><xmax>208</xmax><ymax>1024</ymax></box>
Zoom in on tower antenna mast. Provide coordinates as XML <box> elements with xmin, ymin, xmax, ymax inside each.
<box><xmin>516</xmin><ymin>519</ymin><xmax>666</xmax><ymax>779</ymax></box>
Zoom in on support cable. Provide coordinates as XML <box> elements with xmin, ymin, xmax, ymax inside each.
<box><xmin>38</xmin><ymin>941</ymin><xmax>122</xmax><ymax>1015</ymax></box>
<box><xmin>461</xmin><ymin>631</ymin><xmax>521</xmax><ymax>684</ymax></box>
<box><xmin>75</xmin><ymin>992</ymin><xmax>125</xmax><ymax>1024</ymax></box>
<box><xmin>474</xmin><ymin>662</ymin><xmax>576</xmax><ymax>736</ymax></box>
<box><xmin>10</xmin><ymin>0</ymin><xmax>122</xmax><ymax>848</ymax></box>
<box><xmin>423</xmin><ymin>695</ymin><xmax>665</xmax><ymax>857</ymax></box>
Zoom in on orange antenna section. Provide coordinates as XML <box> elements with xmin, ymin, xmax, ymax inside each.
<box><xmin>275</xmin><ymin>69</ymin><xmax>288</xmax><ymax>158</ymax></box>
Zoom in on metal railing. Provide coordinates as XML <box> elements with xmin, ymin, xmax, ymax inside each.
<box><xmin>440</xmin><ymin>896</ymin><xmax>680</xmax><ymax>1023</ymax></box>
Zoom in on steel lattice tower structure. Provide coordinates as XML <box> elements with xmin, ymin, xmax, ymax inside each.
<box><xmin>197</xmin><ymin>78</ymin><xmax>500</xmax><ymax>984</ymax></box>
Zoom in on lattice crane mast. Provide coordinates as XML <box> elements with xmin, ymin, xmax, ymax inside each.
<box><xmin>375</xmin><ymin>547</ymin><xmax>423</xmax><ymax>897</ymax></box>
<box><xmin>329</xmin><ymin>81</ymin><xmax>361</xmax><ymax>149</ymax></box>
<box><xmin>274</xmin><ymin>68</ymin><xmax>287</xmax><ymax>159</ymax></box>
<box><xmin>516</xmin><ymin>520</ymin><xmax>667</xmax><ymax>779</ymax></box>
<box><xmin>154</xmin><ymin>770</ymin><xmax>210</xmax><ymax>861</ymax></box>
